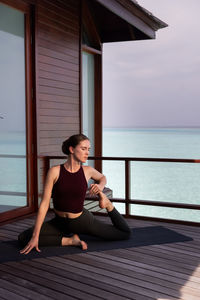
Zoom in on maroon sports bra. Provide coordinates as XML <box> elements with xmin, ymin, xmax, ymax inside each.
<box><xmin>52</xmin><ymin>164</ymin><xmax>88</xmax><ymax>213</ymax></box>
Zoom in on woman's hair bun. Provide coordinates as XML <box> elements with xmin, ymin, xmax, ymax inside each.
<box><xmin>62</xmin><ymin>139</ymin><xmax>70</xmax><ymax>155</ymax></box>
<box><xmin>62</xmin><ymin>134</ymin><xmax>89</xmax><ymax>155</ymax></box>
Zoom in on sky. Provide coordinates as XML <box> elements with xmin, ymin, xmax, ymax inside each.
<box><xmin>102</xmin><ymin>0</ymin><xmax>200</xmax><ymax>128</ymax></box>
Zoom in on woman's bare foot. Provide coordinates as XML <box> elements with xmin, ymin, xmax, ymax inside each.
<box><xmin>62</xmin><ymin>234</ymin><xmax>88</xmax><ymax>250</ymax></box>
<box><xmin>98</xmin><ymin>192</ymin><xmax>114</xmax><ymax>212</ymax></box>
<box><xmin>72</xmin><ymin>234</ymin><xmax>88</xmax><ymax>250</ymax></box>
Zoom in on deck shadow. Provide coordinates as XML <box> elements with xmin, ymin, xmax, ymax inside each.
<box><xmin>0</xmin><ymin>226</ymin><xmax>193</xmax><ymax>263</ymax></box>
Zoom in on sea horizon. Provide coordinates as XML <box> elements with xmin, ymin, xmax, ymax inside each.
<box><xmin>103</xmin><ymin>126</ymin><xmax>200</xmax><ymax>130</ymax></box>
<box><xmin>102</xmin><ymin>127</ymin><xmax>200</xmax><ymax>222</ymax></box>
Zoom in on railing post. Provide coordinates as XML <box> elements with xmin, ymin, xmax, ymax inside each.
<box><xmin>125</xmin><ymin>159</ymin><xmax>131</xmax><ymax>217</ymax></box>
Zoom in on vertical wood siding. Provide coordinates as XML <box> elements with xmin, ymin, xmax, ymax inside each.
<box><xmin>36</xmin><ymin>0</ymin><xmax>80</xmax><ymax>156</ymax></box>
<box><xmin>36</xmin><ymin>0</ymin><xmax>80</xmax><ymax>198</ymax></box>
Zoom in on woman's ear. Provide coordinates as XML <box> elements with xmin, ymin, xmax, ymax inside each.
<box><xmin>69</xmin><ymin>146</ymin><xmax>74</xmax><ymax>154</ymax></box>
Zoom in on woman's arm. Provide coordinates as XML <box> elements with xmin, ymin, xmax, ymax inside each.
<box><xmin>20</xmin><ymin>166</ymin><xmax>58</xmax><ymax>254</ymax></box>
<box><xmin>86</xmin><ymin>167</ymin><xmax>107</xmax><ymax>195</ymax></box>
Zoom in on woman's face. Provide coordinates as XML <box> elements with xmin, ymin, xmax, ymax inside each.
<box><xmin>70</xmin><ymin>139</ymin><xmax>90</xmax><ymax>163</ymax></box>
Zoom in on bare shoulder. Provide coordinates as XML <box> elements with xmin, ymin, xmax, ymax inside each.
<box><xmin>82</xmin><ymin>165</ymin><xmax>94</xmax><ymax>181</ymax></box>
<box><xmin>47</xmin><ymin>165</ymin><xmax>60</xmax><ymax>183</ymax></box>
<box><xmin>82</xmin><ymin>165</ymin><xmax>91</xmax><ymax>175</ymax></box>
<box><xmin>82</xmin><ymin>165</ymin><xmax>104</xmax><ymax>181</ymax></box>
<box><xmin>50</xmin><ymin>164</ymin><xmax>60</xmax><ymax>171</ymax></box>
<box><xmin>82</xmin><ymin>165</ymin><xmax>93</xmax><ymax>175</ymax></box>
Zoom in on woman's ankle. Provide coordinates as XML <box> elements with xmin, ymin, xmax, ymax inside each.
<box><xmin>98</xmin><ymin>192</ymin><xmax>114</xmax><ymax>212</ymax></box>
<box><xmin>61</xmin><ymin>237</ymin><xmax>71</xmax><ymax>246</ymax></box>
<box><xmin>61</xmin><ymin>235</ymin><xmax>87</xmax><ymax>250</ymax></box>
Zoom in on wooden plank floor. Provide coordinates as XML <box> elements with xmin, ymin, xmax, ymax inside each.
<box><xmin>0</xmin><ymin>213</ymin><xmax>200</xmax><ymax>300</ymax></box>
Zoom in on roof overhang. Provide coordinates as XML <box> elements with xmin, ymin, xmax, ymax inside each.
<box><xmin>90</xmin><ymin>0</ymin><xmax>168</xmax><ymax>43</ymax></box>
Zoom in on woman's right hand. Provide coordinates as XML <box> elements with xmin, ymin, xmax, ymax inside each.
<box><xmin>20</xmin><ymin>236</ymin><xmax>41</xmax><ymax>255</ymax></box>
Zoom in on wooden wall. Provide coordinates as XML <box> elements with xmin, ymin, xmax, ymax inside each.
<box><xmin>35</xmin><ymin>0</ymin><xmax>81</xmax><ymax>199</ymax></box>
<box><xmin>36</xmin><ymin>0</ymin><xmax>80</xmax><ymax>155</ymax></box>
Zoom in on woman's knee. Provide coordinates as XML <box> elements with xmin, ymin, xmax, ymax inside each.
<box><xmin>121</xmin><ymin>227</ymin><xmax>132</xmax><ymax>240</ymax></box>
<box><xmin>125</xmin><ymin>229</ymin><xmax>132</xmax><ymax>240</ymax></box>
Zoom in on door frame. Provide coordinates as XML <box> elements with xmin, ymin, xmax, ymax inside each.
<box><xmin>80</xmin><ymin>0</ymin><xmax>103</xmax><ymax>172</ymax></box>
<box><xmin>0</xmin><ymin>0</ymin><xmax>37</xmax><ymax>223</ymax></box>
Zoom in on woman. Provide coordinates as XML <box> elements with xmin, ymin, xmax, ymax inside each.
<box><xmin>18</xmin><ymin>134</ymin><xmax>131</xmax><ymax>254</ymax></box>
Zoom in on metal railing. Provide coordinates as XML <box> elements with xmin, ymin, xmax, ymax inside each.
<box><xmin>45</xmin><ymin>156</ymin><xmax>200</xmax><ymax>224</ymax></box>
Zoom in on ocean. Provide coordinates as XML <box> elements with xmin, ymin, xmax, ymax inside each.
<box><xmin>0</xmin><ymin>131</ymin><xmax>26</xmax><ymax>212</ymax></box>
<box><xmin>102</xmin><ymin>128</ymin><xmax>200</xmax><ymax>222</ymax></box>
<box><xmin>1</xmin><ymin>129</ymin><xmax>200</xmax><ymax>222</ymax></box>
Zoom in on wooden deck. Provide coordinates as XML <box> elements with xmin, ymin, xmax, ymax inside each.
<box><xmin>0</xmin><ymin>212</ymin><xmax>200</xmax><ymax>300</ymax></box>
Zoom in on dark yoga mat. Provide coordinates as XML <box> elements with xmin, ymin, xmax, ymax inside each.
<box><xmin>0</xmin><ymin>226</ymin><xmax>193</xmax><ymax>263</ymax></box>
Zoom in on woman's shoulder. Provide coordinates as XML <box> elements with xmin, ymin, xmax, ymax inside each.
<box><xmin>82</xmin><ymin>165</ymin><xmax>95</xmax><ymax>177</ymax></box>
<box><xmin>82</xmin><ymin>165</ymin><xmax>94</xmax><ymax>182</ymax></box>
<box><xmin>47</xmin><ymin>164</ymin><xmax>61</xmax><ymax>180</ymax></box>
<box><xmin>50</xmin><ymin>164</ymin><xmax>61</xmax><ymax>172</ymax></box>
<box><xmin>82</xmin><ymin>165</ymin><xmax>93</xmax><ymax>173</ymax></box>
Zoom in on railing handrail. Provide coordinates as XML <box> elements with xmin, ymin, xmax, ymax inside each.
<box><xmin>44</xmin><ymin>155</ymin><xmax>200</xmax><ymax>222</ymax></box>
<box><xmin>0</xmin><ymin>154</ymin><xmax>26</xmax><ymax>158</ymax></box>
<box><xmin>45</xmin><ymin>155</ymin><xmax>200</xmax><ymax>163</ymax></box>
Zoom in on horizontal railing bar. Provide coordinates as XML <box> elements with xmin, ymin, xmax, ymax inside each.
<box><xmin>112</xmin><ymin>198</ymin><xmax>200</xmax><ymax>210</ymax></box>
<box><xmin>0</xmin><ymin>154</ymin><xmax>26</xmax><ymax>158</ymax></box>
<box><xmin>45</xmin><ymin>155</ymin><xmax>200</xmax><ymax>163</ymax></box>
<box><xmin>0</xmin><ymin>191</ymin><xmax>26</xmax><ymax>196</ymax></box>
<box><xmin>85</xmin><ymin>196</ymin><xmax>200</xmax><ymax>210</ymax></box>
<box><xmin>88</xmin><ymin>156</ymin><xmax>200</xmax><ymax>163</ymax></box>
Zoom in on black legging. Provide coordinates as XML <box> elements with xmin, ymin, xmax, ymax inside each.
<box><xmin>18</xmin><ymin>208</ymin><xmax>131</xmax><ymax>247</ymax></box>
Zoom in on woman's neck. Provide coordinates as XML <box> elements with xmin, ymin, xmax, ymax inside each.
<box><xmin>64</xmin><ymin>156</ymin><xmax>81</xmax><ymax>173</ymax></box>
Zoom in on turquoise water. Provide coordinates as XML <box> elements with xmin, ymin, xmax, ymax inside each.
<box><xmin>103</xmin><ymin>128</ymin><xmax>200</xmax><ymax>222</ymax></box>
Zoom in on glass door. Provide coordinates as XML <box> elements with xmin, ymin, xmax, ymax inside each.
<box><xmin>82</xmin><ymin>51</ymin><xmax>95</xmax><ymax>170</ymax></box>
<box><xmin>82</xmin><ymin>51</ymin><xmax>95</xmax><ymax>156</ymax></box>
<box><xmin>81</xmin><ymin>47</ymin><xmax>103</xmax><ymax>171</ymax></box>
<box><xmin>0</xmin><ymin>2</ymin><xmax>31</xmax><ymax>215</ymax></box>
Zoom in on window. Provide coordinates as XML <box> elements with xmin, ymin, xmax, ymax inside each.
<box><xmin>81</xmin><ymin>3</ymin><xmax>102</xmax><ymax>171</ymax></box>
<box><xmin>0</xmin><ymin>1</ymin><xmax>34</xmax><ymax>221</ymax></box>
<box><xmin>82</xmin><ymin>51</ymin><xmax>95</xmax><ymax>157</ymax></box>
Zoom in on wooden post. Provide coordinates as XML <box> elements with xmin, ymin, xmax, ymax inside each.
<box><xmin>125</xmin><ymin>160</ymin><xmax>131</xmax><ymax>217</ymax></box>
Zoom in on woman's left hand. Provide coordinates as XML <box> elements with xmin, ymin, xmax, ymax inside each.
<box><xmin>89</xmin><ymin>183</ymin><xmax>102</xmax><ymax>195</ymax></box>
